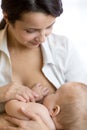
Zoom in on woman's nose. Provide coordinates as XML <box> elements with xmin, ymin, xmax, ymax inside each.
<box><xmin>35</xmin><ymin>30</ymin><xmax>46</xmax><ymax>43</ymax></box>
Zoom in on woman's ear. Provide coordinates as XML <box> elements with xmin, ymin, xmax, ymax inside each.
<box><xmin>3</xmin><ymin>12</ymin><xmax>9</xmax><ymax>23</ymax></box>
<box><xmin>51</xmin><ymin>105</ymin><xmax>60</xmax><ymax>117</ymax></box>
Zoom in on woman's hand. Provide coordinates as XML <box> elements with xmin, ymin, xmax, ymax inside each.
<box><xmin>4</xmin><ymin>81</ymin><xmax>38</xmax><ymax>102</ymax></box>
<box><xmin>0</xmin><ymin>108</ymin><xmax>50</xmax><ymax>130</ymax></box>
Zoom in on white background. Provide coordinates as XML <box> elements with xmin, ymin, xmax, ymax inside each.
<box><xmin>53</xmin><ymin>0</ymin><xmax>87</xmax><ymax>64</ymax></box>
<box><xmin>0</xmin><ymin>0</ymin><xmax>87</xmax><ymax>64</ymax></box>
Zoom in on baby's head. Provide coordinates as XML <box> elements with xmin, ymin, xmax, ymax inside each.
<box><xmin>43</xmin><ymin>82</ymin><xmax>87</xmax><ymax>130</ymax></box>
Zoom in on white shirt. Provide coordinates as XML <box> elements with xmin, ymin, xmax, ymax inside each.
<box><xmin>0</xmin><ymin>26</ymin><xmax>87</xmax><ymax>89</ymax></box>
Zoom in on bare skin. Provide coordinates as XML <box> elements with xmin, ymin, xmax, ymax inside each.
<box><xmin>5</xmin><ymin>100</ymin><xmax>56</xmax><ymax>130</ymax></box>
<box><xmin>0</xmin><ymin>12</ymin><xmax>56</xmax><ymax>127</ymax></box>
<box><xmin>0</xmin><ymin>110</ymin><xmax>50</xmax><ymax>130</ymax></box>
<box><xmin>7</xmin><ymin>12</ymin><xmax>56</xmax><ymax>95</ymax></box>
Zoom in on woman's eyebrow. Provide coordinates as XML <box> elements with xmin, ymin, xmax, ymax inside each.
<box><xmin>27</xmin><ymin>21</ymin><xmax>55</xmax><ymax>30</ymax></box>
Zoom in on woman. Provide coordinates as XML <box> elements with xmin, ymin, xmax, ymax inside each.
<box><xmin>0</xmin><ymin>0</ymin><xmax>87</xmax><ymax>129</ymax></box>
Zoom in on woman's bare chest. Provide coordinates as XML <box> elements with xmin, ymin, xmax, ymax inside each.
<box><xmin>10</xmin><ymin>48</ymin><xmax>55</xmax><ymax>93</ymax></box>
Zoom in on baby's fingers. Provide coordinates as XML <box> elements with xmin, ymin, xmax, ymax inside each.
<box><xmin>42</xmin><ymin>87</ymin><xmax>49</xmax><ymax>96</ymax></box>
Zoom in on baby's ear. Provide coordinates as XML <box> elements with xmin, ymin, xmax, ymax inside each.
<box><xmin>51</xmin><ymin>105</ymin><xmax>60</xmax><ymax>117</ymax></box>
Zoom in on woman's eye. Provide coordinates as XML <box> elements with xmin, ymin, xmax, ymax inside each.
<box><xmin>47</xmin><ymin>25</ymin><xmax>53</xmax><ymax>29</ymax></box>
<box><xmin>25</xmin><ymin>29</ymin><xmax>36</xmax><ymax>33</ymax></box>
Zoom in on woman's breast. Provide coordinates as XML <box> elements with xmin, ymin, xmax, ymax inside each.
<box><xmin>13</xmin><ymin>69</ymin><xmax>56</xmax><ymax>94</ymax></box>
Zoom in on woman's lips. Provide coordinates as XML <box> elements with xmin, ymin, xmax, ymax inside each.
<box><xmin>32</xmin><ymin>42</ymin><xmax>40</xmax><ymax>46</ymax></box>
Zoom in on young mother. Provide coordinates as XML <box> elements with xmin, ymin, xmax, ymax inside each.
<box><xmin>0</xmin><ymin>0</ymin><xmax>87</xmax><ymax>129</ymax></box>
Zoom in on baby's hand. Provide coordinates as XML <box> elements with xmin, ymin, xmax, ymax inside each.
<box><xmin>32</xmin><ymin>83</ymin><xmax>49</xmax><ymax>102</ymax></box>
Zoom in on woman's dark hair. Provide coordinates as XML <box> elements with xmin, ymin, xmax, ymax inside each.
<box><xmin>0</xmin><ymin>0</ymin><xmax>63</xmax><ymax>29</ymax></box>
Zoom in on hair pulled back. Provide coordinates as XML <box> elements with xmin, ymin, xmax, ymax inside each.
<box><xmin>0</xmin><ymin>0</ymin><xmax>63</xmax><ymax>29</ymax></box>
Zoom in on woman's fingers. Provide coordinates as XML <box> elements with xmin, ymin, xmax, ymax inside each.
<box><xmin>0</xmin><ymin>127</ymin><xmax>18</xmax><ymax>130</ymax></box>
<box><xmin>5</xmin><ymin>116</ymin><xmax>23</xmax><ymax>127</ymax></box>
<box><xmin>0</xmin><ymin>111</ymin><xmax>49</xmax><ymax>130</ymax></box>
<box><xmin>16</xmin><ymin>94</ymin><xmax>27</xmax><ymax>102</ymax></box>
<box><xmin>21</xmin><ymin>107</ymin><xmax>40</xmax><ymax>121</ymax></box>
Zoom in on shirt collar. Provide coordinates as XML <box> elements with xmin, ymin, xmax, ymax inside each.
<box><xmin>0</xmin><ymin>26</ymin><xmax>55</xmax><ymax>65</ymax></box>
<box><xmin>0</xmin><ymin>25</ymin><xmax>10</xmax><ymax>58</ymax></box>
<box><xmin>41</xmin><ymin>36</ymin><xmax>55</xmax><ymax>65</ymax></box>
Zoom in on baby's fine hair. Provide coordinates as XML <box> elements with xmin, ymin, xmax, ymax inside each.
<box><xmin>57</xmin><ymin>82</ymin><xmax>87</xmax><ymax>130</ymax></box>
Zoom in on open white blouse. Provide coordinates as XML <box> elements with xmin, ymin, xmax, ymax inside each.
<box><xmin>0</xmin><ymin>26</ymin><xmax>87</xmax><ymax>88</ymax></box>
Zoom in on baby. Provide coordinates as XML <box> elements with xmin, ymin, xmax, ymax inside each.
<box><xmin>43</xmin><ymin>82</ymin><xmax>87</xmax><ymax>130</ymax></box>
<box><xmin>5</xmin><ymin>82</ymin><xmax>87</xmax><ymax>130</ymax></box>
<box><xmin>5</xmin><ymin>84</ymin><xmax>56</xmax><ymax>130</ymax></box>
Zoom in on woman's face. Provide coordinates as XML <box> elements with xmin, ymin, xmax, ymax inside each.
<box><xmin>7</xmin><ymin>12</ymin><xmax>56</xmax><ymax>49</ymax></box>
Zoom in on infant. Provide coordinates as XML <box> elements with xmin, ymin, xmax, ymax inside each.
<box><xmin>5</xmin><ymin>82</ymin><xmax>87</xmax><ymax>130</ymax></box>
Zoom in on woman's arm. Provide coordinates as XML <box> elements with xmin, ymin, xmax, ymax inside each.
<box><xmin>0</xmin><ymin>113</ymin><xmax>15</xmax><ymax>127</ymax></box>
<box><xmin>0</xmin><ymin>81</ymin><xmax>39</xmax><ymax>113</ymax></box>
<box><xmin>0</xmin><ymin>84</ymin><xmax>10</xmax><ymax>102</ymax></box>
<box><xmin>0</xmin><ymin>110</ymin><xmax>50</xmax><ymax>130</ymax></box>
<box><xmin>5</xmin><ymin>100</ymin><xmax>55</xmax><ymax>130</ymax></box>
<box><xmin>0</xmin><ymin>81</ymin><xmax>39</xmax><ymax>102</ymax></box>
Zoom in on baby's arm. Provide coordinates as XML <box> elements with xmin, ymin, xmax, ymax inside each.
<box><xmin>5</xmin><ymin>100</ymin><xmax>56</xmax><ymax>130</ymax></box>
<box><xmin>5</xmin><ymin>100</ymin><xmax>29</xmax><ymax>120</ymax></box>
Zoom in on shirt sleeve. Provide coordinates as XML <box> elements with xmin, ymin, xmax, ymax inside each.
<box><xmin>64</xmin><ymin>39</ymin><xmax>87</xmax><ymax>84</ymax></box>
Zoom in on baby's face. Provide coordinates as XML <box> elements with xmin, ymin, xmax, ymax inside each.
<box><xmin>43</xmin><ymin>82</ymin><xmax>78</xmax><ymax>111</ymax></box>
<box><xmin>43</xmin><ymin>90</ymin><xmax>63</xmax><ymax>129</ymax></box>
<box><xmin>43</xmin><ymin>93</ymin><xmax>57</xmax><ymax>113</ymax></box>
<box><xmin>43</xmin><ymin>83</ymin><xmax>70</xmax><ymax>113</ymax></box>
